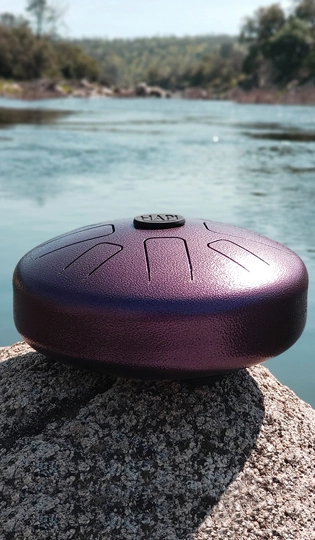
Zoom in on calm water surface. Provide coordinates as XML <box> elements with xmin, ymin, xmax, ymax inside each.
<box><xmin>0</xmin><ymin>97</ymin><xmax>314</xmax><ymax>406</ymax></box>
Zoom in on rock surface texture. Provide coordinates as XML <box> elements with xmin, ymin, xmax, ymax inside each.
<box><xmin>0</xmin><ymin>342</ymin><xmax>314</xmax><ymax>540</ymax></box>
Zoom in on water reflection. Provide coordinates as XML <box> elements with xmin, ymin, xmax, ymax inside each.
<box><xmin>232</xmin><ymin>121</ymin><xmax>285</xmax><ymax>129</ymax></box>
<box><xmin>0</xmin><ymin>107</ymin><xmax>73</xmax><ymax>128</ymax></box>
<box><xmin>285</xmin><ymin>166</ymin><xmax>315</xmax><ymax>173</ymax></box>
<box><xmin>245</xmin><ymin>130</ymin><xmax>315</xmax><ymax>142</ymax></box>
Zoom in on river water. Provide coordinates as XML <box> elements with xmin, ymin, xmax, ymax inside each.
<box><xmin>0</xmin><ymin>97</ymin><xmax>314</xmax><ymax>406</ymax></box>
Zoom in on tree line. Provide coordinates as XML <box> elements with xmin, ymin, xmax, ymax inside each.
<box><xmin>0</xmin><ymin>0</ymin><xmax>315</xmax><ymax>90</ymax></box>
<box><xmin>74</xmin><ymin>35</ymin><xmax>244</xmax><ymax>91</ymax></box>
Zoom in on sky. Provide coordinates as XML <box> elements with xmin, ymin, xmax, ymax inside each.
<box><xmin>0</xmin><ymin>0</ymin><xmax>292</xmax><ymax>39</ymax></box>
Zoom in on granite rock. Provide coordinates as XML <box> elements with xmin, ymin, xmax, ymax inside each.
<box><xmin>0</xmin><ymin>342</ymin><xmax>314</xmax><ymax>540</ymax></box>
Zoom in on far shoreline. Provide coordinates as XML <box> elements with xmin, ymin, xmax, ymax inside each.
<box><xmin>2</xmin><ymin>79</ymin><xmax>315</xmax><ymax>105</ymax></box>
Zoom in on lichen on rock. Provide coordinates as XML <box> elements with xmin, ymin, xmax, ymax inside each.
<box><xmin>0</xmin><ymin>342</ymin><xmax>314</xmax><ymax>539</ymax></box>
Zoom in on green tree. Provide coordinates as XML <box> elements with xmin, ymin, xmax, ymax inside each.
<box><xmin>294</xmin><ymin>0</ymin><xmax>315</xmax><ymax>27</ymax></box>
<box><xmin>26</xmin><ymin>0</ymin><xmax>46</xmax><ymax>37</ymax></box>
<box><xmin>54</xmin><ymin>42</ymin><xmax>100</xmax><ymax>80</ymax></box>
<box><xmin>0</xmin><ymin>12</ymin><xmax>28</xmax><ymax>28</ymax></box>
<box><xmin>0</xmin><ymin>13</ymin><xmax>100</xmax><ymax>81</ymax></box>
<box><xmin>26</xmin><ymin>0</ymin><xmax>66</xmax><ymax>37</ymax></box>
<box><xmin>239</xmin><ymin>4</ymin><xmax>286</xmax><ymax>84</ymax></box>
<box><xmin>0</xmin><ymin>23</ymin><xmax>58</xmax><ymax>79</ymax></box>
<box><xmin>240</xmin><ymin>4</ymin><xmax>285</xmax><ymax>45</ymax></box>
<box><xmin>266</xmin><ymin>18</ymin><xmax>311</xmax><ymax>80</ymax></box>
<box><xmin>238</xmin><ymin>2</ymin><xmax>315</xmax><ymax>85</ymax></box>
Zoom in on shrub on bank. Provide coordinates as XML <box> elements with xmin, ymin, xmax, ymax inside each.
<box><xmin>0</xmin><ymin>21</ymin><xmax>100</xmax><ymax>81</ymax></box>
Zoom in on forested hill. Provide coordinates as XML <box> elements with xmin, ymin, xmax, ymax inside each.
<box><xmin>2</xmin><ymin>0</ymin><xmax>315</xmax><ymax>99</ymax></box>
<box><xmin>74</xmin><ymin>35</ymin><xmax>241</xmax><ymax>89</ymax></box>
<box><xmin>75</xmin><ymin>0</ymin><xmax>315</xmax><ymax>92</ymax></box>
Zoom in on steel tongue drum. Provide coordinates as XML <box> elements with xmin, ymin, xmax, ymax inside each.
<box><xmin>13</xmin><ymin>214</ymin><xmax>308</xmax><ymax>380</ymax></box>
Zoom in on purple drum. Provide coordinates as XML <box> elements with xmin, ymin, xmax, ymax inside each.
<box><xmin>13</xmin><ymin>214</ymin><xmax>308</xmax><ymax>379</ymax></box>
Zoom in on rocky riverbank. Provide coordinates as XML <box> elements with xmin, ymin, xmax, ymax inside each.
<box><xmin>0</xmin><ymin>79</ymin><xmax>225</xmax><ymax>100</ymax></box>
<box><xmin>0</xmin><ymin>341</ymin><xmax>314</xmax><ymax>539</ymax></box>
<box><xmin>0</xmin><ymin>79</ymin><xmax>175</xmax><ymax>100</ymax></box>
<box><xmin>230</xmin><ymin>85</ymin><xmax>315</xmax><ymax>105</ymax></box>
<box><xmin>2</xmin><ymin>78</ymin><xmax>315</xmax><ymax>104</ymax></box>
<box><xmin>0</xmin><ymin>79</ymin><xmax>115</xmax><ymax>100</ymax></box>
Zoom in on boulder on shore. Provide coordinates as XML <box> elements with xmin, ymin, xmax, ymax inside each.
<box><xmin>0</xmin><ymin>342</ymin><xmax>314</xmax><ymax>539</ymax></box>
<box><xmin>135</xmin><ymin>81</ymin><xmax>171</xmax><ymax>98</ymax></box>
